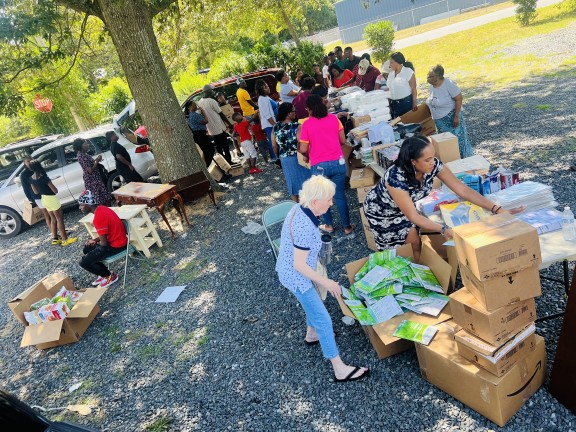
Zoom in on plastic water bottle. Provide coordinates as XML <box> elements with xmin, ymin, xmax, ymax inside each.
<box><xmin>342</xmin><ymin>316</ymin><xmax>355</xmax><ymax>326</ymax></box>
<box><xmin>339</xmin><ymin>155</ymin><xmax>345</xmax><ymax>165</ymax></box>
<box><xmin>562</xmin><ymin>206</ymin><xmax>576</xmax><ymax>241</ymax></box>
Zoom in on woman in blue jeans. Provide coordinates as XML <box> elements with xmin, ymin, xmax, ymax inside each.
<box><xmin>298</xmin><ymin>95</ymin><xmax>354</xmax><ymax>236</ymax></box>
<box><xmin>275</xmin><ymin>175</ymin><xmax>369</xmax><ymax>382</ymax></box>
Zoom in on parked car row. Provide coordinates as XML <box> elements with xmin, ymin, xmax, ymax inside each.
<box><xmin>0</xmin><ymin>125</ymin><xmax>157</xmax><ymax>238</ymax></box>
<box><xmin>0</xmin><ymin>68</ymin><xmax>281</xmax><ymax>239</ymax></box>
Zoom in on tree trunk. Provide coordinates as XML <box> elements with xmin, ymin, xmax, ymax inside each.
<box><xmin>277</xmin><ymin>3</ymin><xmax>301</xmax><ymax>45</ymax></box>
<box><xmin>95</xmin><ymin>0</ymin><xmax>215</xmax><ymax>187</ymax></box>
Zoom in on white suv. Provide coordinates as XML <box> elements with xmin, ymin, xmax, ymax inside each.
<box><xmin>0</xmin><ymin>124</ymin><xmax>157</xmax><ymax>238</ymax></box>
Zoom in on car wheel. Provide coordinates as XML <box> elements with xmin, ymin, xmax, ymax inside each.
<box><xmin>107</xmin><ymin>171</ymin><xmax>125</xmax><ymax>192</ymax></box>
<box><xmin>0</xmin><ymin>207</ymin><xmax>23</xmax><ymax>239</ymax></box>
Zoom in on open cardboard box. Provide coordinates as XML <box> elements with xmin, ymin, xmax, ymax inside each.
<box><xmin>421</xmin><ymin>234</ymin><xmax>458</xmax><ymax>292</ymax></box>
<box><xmin>8</xmin><ymin>273</ymin><xmax>106</xmax><ymax>349</ymax></box>
<box><xmin>337</xmin><ymin>243</ymin><xmax>452</xmax><ymax>359</ymax></box>
<box><xmin>398</xmin><ymin>103</ymin><xmax>437</xmax><ymax>136</ymax></box>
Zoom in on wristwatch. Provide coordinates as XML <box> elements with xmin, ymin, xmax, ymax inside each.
<box><xmin>440</xmin><ymin>224</ymin><xmax>449</xmax><ymax>236</ymax></box>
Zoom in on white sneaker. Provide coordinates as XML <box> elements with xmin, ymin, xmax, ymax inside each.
<box><xmin>99</xmin><ymin>273</ymin><xmax>119</xmax><ymax>288</ymax></box>
<box><xmin>92</xmin><ymin>276</ymin><xmax>105</xmax><ymax>286</ymax></box>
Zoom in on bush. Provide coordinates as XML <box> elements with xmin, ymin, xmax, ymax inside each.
<box><xmin>513</xmin><ymin>0</ymin><xmax>538</xmax><ymax>26</ymax></box>
<box><xmin>363</xmin><ymin>21</ymin><xmax>395</xmax><ymax>64</ymax></box>
<box><xmin>172</xmin><ymin>72</ymin><xmax>210</xmax><ymax>103</ymax></box>
<box><xmin>246</xmin><ymin>41</ymin><xmax>324</xmax><ymax>77</ymax></box>
<box><xmin>207</xmin><ymin>51</ymin><xmax>249</xmax><ymax>82</ymax></box>
<box><xmin>91</xmin><ymin>77</ymin><xmax>132</xmax><ymax>123</ymax></box>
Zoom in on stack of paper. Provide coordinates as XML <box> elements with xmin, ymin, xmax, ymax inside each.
<box><xmin>486</xmin><ymin>181</ymin><xmax>557</xmax><ymax>213</ymax></box>
<box><xmin>516</xmin><ymin>208</ymin><xmax>562</xmax><ymax>235</ymax></box>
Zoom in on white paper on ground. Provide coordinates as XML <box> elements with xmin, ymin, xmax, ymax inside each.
<box><xmin>241</xmin><ymin>221</ymin><xmax>265</xmax><ymax>234</ymax></box>
<box><xmin>155</xmin><ymin>286</ymin><xmax>186</xmax><ymax>303</ymax></box>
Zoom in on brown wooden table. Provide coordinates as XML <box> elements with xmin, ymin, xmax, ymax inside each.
<box><xmin>112</xmin><ymin>183</ymin><xmax>190</xmax><ymax>239</ymax></box>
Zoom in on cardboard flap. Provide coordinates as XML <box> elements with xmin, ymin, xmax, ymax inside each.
<box><xmin>420</xmin><ymin>242</ymin><xmax>452</xmax><ymax>294</ymax></box>
<box><xmin>68</xmin><ymin>288</ymin><xmax>106</xmax><ymax>318</ymax></box>
<box><xmin>10</xmin><ymin>281</ymin><xmax>47</xmax><ymax>303</ymax></box>
<box><xmin>21</xmin><ymin>320</ymin><xmax>64</xmax><ymax>347</ymax></box>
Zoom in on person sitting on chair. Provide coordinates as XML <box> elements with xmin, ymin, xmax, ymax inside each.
<box><xmin>78</xmin><ymin>190</ymin><xmax>127</xmax><ymax>288</ymax></box>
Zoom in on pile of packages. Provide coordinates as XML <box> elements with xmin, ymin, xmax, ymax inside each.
<box><xmin>24</xmin><ymin>287</ymin><xmax>82</xmax><ymax>325</ymax></box>
<box><xmin>486</xmin><ymin>180</ymin><xmax>557</xmax><ymax>212</ymax></box>
<box><xmin>337</xmin><ymin>88</ymin><xmax>391</xmax><ymax>122</ymax></box>
<box><xmin>415</xmin><ymin>214</ymin><xmax>546</xmax><ymax>427</ymax></box>
<box><xmin>343</xmin><ymin>250</ymin><xmax>449</xmax><ymax>326</ymax></box>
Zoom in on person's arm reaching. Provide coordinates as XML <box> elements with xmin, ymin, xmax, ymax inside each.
<box><xmin>293</xmin><ymin>248</ymin><xmax>341</xmax><ymax>297</ymax></box>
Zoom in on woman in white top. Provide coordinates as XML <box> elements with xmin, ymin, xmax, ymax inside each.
<box><xmin>256</xmin><ymin>79</ymin><xmax>278</xmax><ymax>161</ymax></box>
<box><xmin>426</xmin><ymin>64</ymin><xmax>472</xmax><ymax>158</ymax></box>
<box><xmin>386</xmin><ymin>52</ymin><xmax>417</xmax><ymax>118</ymax></box>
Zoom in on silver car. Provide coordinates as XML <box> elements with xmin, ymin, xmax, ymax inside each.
<box><xmin>0</xmin><ymin>124</ymin><xmax>157</xmax><ymax>238</ymax></box>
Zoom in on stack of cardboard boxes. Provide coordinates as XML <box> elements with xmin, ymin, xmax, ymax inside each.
<box><xmin>415</xmin><ymin>213</ymin><xmax>546</xmax><ymax>426</ymax></box>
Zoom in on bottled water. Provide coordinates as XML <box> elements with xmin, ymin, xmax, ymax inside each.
<box><xmin>342</xmin><ymin>316</ymin><xmax>355</xmax><ymax>326</ymax></box>
<box><xmin>339</xmin><ymin>155</ymin><xmax>345</xmax><ymax>165</ymax></box>
<box><xmin>562</xmin><ymin>206</ymin><xmax>576</xmax><ymax>241</ymax></box>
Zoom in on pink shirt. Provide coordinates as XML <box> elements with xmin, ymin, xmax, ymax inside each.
<box><xmin>299</xmin><ymin>114</ymin><xmax>344</xmax><ymax>166</ymax></box>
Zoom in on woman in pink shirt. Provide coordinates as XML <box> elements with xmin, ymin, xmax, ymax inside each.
<box><xmin>298</xmin><ymin>95</ymin><xmax>353</xmax><ymax>236</ymax></box>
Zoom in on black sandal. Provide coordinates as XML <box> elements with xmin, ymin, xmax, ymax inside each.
<box><xmin>334</xmin><ymin>366</ymin><xmax>370</xmax><ymax>382</ymax></box>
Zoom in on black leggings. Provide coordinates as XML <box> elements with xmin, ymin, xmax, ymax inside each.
<box><xmin>193</xmin><ymin>129</ymin><xmax>215</xmax><ymax>166</ymax></box>
<box><xmin>211</xmin><ymin>132</ymin><xmax>232</xmax><ymax>164</ymax></box>
<box><xmin>80</xmin><ymin>244</ymin><xmax>125</xmax><ymax>277</ymax></box>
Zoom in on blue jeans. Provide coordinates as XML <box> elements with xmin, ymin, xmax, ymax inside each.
<box><xmin>293</xmin><ymin>286</ymin><xmax>339</xmax><ymax>359</ymax></box>
<box><xmin>391</xmin><ymin>94</ymin><xmax>413</xmax><ymax>118</ymax></box>
<box><xmin>263</xmin><ymin>127</ymin><xmax>277</xmax><ymax>161</ymax></box>
<box><xmin>311</xmin><ymin>160</ymin><xmax>350</xmax><ymax>228</ymax></box>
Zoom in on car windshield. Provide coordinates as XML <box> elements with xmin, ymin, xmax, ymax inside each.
<box><xmin>0</xmin><ymin>143</ymin><xmax>45</xmax><ymax>184</ymax></box>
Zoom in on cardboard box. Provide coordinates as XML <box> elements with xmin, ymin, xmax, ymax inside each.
<box><xmin>398</xmin><ymin>104</ymin><xmax>437</xmax><ymax>136</ymax></box>
<box><xmin>220</xmin><ymin>103</ymin><xmax>235</xmax><ymax>123</ymax></box>
<box><xmin>208</xmin><ymin>161</ymin><xmax>224</xmax><ymax>182</ymax></box>
<box><xmin>352</xmin><ymin>115</ymin><xmax>371</xmax><ymax>128</ymax></box>
<box><xmin>430</xmin><ymin>132</ymin><xmax>461</xmax><ymax>163</ymax></box>
<box><xmin>359</xmin><ymin>208</ymin><xmax>378</xmax><ymax>252</ymax></box>
<box><xmin>22</xmin><ymin>202</ymin><xmax>44</xmax><ymax>225</ymax></box>
<box><xmin>449</xmin><ymin>287</ymin><xmax>536</xmax><ymax>345</ymax></box>
<box><xmin>460</xmin><ymin>263</ymin><xmax>541</xmax><ymax>311</ymax></box>
<box><xmin>297</xmin><ymin>152</ymin><xmax>311</xmax><ymax>170</ymax></box>
<box><xmin>455</xmin><ymin>324</ymin><xmax>537</xmax><ymax>377</ymax></box>
<box><xmin>8</xmin><ymin>273</ymin><xmax>105</xmax><ymax>349</ymax></box>
<box><xmin>453</xmin><ymin>213</ymin><xmax>542</xmax><ymax>281</ymax></box>
<box><xmin>416</xmin><ymin>324</ymin><xmax>546</xmax><ymax>426</ymax></box>
<box><xmin>228</xmin><ymin>163</ymin><xmax>245</xmax><ymax>177</ymax></box>
<box><xmin>357</xmin><ymin>185</ymin><xmax>375</xmax><ymax>204</ymax></box>
<box><xmin>337</xmin><ymin>243</ymin><xmax>453</xmax><ymax>359</ymax></box>
<box><xmin>421</xmin><ymin>234</ymin><xmax>458</xmax><ymax>291</ymax></box>
<box><xmin>213</xmin><ymin>153</ymin><xmax>232</xmax><ymax>173</ymax></box>
<box><xmin>350</xmin><ymin>167</ymin><xmax>376</xmax><ymax>189</ymax></box>
<box><xmin>446</xmin><ymin>155</ymin><xmax>491</xmax><ymax>176</ymax></box>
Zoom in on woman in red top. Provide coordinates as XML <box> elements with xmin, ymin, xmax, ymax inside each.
<box><xmin>329</xmin><ymin>64</ymin><xmax>354</xmax><ymax>89</ymax></box>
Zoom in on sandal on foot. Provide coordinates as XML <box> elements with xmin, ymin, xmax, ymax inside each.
<box><xmin>334</xmin><ymin>366</ymin><xmax>370</xmax><ymax>383</ymax></box>
<box><xmin>319</xmin><ymin>224</ymin><xmax>334</xmax><ymax>234</ymax></box>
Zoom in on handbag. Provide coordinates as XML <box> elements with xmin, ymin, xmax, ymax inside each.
<box><xmin>289</xmin><ymin>208</ymin><xmax>328</xmax><ymax>301</ymax></box>
<box><xmin>97</xmin><ymin>163</ymin><xmax>109</xmax><ymax>185</ymax></box>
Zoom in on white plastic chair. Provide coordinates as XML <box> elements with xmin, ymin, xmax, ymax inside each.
<box><xmin>262</xmin><ymin>200</ymin><xmax>296</xmax><ymax>259</ymax></box>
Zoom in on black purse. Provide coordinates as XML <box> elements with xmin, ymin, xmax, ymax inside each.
<box><xmin>97</xmin><ymin>163</ymin><xmax>109</xmax><ymax>184</ymax></box>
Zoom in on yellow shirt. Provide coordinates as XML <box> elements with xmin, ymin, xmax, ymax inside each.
<box><xmin>236</xmin><ymin>88</ymin><xmax>255</xmax><ymax>116</ymax></box>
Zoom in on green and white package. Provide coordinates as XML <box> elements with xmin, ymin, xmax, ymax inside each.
<box><xmin>410</xmin><ymin>263</ymin><xmax>444</xmax><ymax>293</ymax></box>
<box><xmin>393</xmin><ymin>320</ymin><xmax>438</xmax><ymax>345</ymax></box>
<box><xmin>344</xmin><ymin>300</ymin><xmax>377</xmax><ymax>326</ymax></box>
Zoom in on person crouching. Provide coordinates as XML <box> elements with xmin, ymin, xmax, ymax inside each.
<box><xmin>78</xmin><ymin>190</ymin><xmax>127</xmax><ymax>288</ymax></box>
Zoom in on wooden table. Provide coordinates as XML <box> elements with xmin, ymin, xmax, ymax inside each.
<box><xmin>112</xmin><ymin>183</ymin><xmax>191</xmax><ymax>239</ymax></box>
<box><xmin>79</xmin><ymin>204</ymin><xmax>163</xmax><ymax>258</ymax></box>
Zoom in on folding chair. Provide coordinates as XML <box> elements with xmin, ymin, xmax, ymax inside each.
<box><xmin>262</xmin><ymin>200</ymin><xmax>296</xmax><ymax>259</ymax></box>
<box><xmin>101</xmin><ymin>220</ymin><xmax>144</xmax><ymax>289</ymax></box>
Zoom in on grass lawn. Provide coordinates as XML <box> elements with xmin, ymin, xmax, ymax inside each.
<box><xmin>324</xmin><ymin>1</ymin><xmax>516</xmax><ymax>53</ymax></box>
<box><xmin>400</xmin><ymin>3</ymin><xmax>576</xmax><ymax>91</ymax></box>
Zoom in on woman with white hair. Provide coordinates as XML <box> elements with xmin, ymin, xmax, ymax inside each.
<box><xmin>275</xmin><ymin>175</ymin><xmax>370</xmax><ymax>382</ymax></box>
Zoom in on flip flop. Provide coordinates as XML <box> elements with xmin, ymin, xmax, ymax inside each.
<box><xmin>334</xmin><ymin>366</ymin><xmax>370</xmax><ymax>383</ymax></box>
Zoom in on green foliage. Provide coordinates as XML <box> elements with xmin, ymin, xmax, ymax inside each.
<box><xmin>246</xmin><ymin>41</ymin><xmax>324</xmax><ymax>76</ymax></box>
<box><xmin>90</xmin><ymin>77</ymin><xmax>131</xmax><ymax>123</ymax></box>
<box><xmin>363</xmin><ymin>20</ymin><xmax>395</xmax><ymax>63</ymax></box>
<box><xmin>172</xmin><ymin>72</ymin><xmax>210</xmax><ymax>103</ymax></box>
<box><xmin>206</xmin><ymin>51</ymin><xmax>249</xmax><ymax>82</ymax></box>
<box><xmin>513</xmin><ymin>0</ymin><xmax>538</xmax><ymax>26</ymax></box>
<box><xmin>0</xmin><ymin>116</ymin><xmax>29</xmax><ymax>147</ymax></box>
<box><xmin>563</xmin><ymin>0</ymin><xmax>576</xmax><ymax>11</ymax></box>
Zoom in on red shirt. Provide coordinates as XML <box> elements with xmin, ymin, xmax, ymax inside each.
<box><xmin>93</xmin><ymin>206</ymin><xmax>127</xmax><ymax>249</ymax></box>
<box><xmin>233</xmin><ymin>120</ymin><xmax>252</xmax><ymax>142</ymax></box>
<box><xmin>333</xmin><ymin>69</ymin><xmax>354</xmax><ymax>88</ymax></box>
<box><xmin>251</xmin><ymin>122</ymin><xmax>267</xmax><ymax>141</ymax></box>
<box><xmin>359</xmin><ymin>66</ymin><xmax>381</xmax><ymax>92</ymax></box>
<box><xmin>292</xmin><ymin>91</ymin><xmax>311</xmax><ymax>120</ymax></box>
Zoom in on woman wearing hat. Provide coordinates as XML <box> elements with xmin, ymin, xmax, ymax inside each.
<box><xmin>386</xmin><ymin>52</ymin><xmax>417</xmax><ymax>118</ymax></box>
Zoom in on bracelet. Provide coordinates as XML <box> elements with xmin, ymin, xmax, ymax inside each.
<box><xmin>491</xmin><ymin>204</ymin><xmax>497</xmax><ymax>214</ymax></box>
<box><xmin>491</xmin><ymin>205</ymin><xmax>502</xmax><ymax>214</ymax></box>
<box><xmin>440</xmin><ymin>224</ymin><xmax>448</xmax><ymax>236</ymax></box>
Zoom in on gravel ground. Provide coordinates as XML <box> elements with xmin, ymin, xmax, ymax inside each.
<box><xmin>1</xmin><ymin>75</ymin><xmax>576</xmax><ymax>432</ymax></box>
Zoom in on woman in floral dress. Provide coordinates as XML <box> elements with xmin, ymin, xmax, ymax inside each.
<box><xmin>74</xmin><ymin>139</ymin><xmax>112</xmax><ymax>205</ymax></box>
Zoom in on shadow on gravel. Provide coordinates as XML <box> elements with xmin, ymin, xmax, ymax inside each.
<box><xmin>1</xmin><ymin>68</ymin><xmax>576</xmax><ymax>430</ymax></box>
